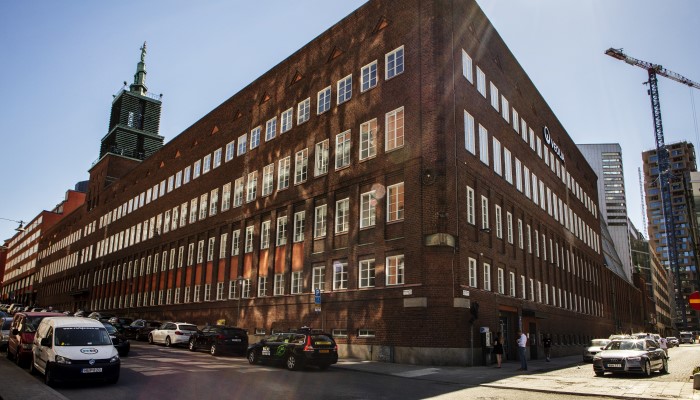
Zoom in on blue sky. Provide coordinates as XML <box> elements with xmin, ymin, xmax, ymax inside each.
<box><xmin>1</xmin><ymin>0</ymin><xmax>698</xmax><ymax>242</ymax></box>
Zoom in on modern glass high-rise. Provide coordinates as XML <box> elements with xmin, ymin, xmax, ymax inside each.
<box><xmin>642</xmin><ymin>141</ymin><xmax>700</xmax><ymax>330</ymax></box>
<box><xmin>578</xmin><ymin>144</ymin><xmax>633</xmax><ymax>281</ymax></box>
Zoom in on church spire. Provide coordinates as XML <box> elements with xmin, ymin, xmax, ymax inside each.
<box><xmin>130</xmin><ymin>41</ymin><xmax>148</xmax><ymax>95</ymax></box>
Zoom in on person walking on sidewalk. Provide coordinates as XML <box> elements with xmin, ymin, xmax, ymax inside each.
<box><xmin>659</xmin><ymin>336</ymin><xmax>668</xmax><ymax>357</ymax></box>
<box><xmin>493</xmin><ymin>332</ymin><xmax>504</xmax><ymax>368</ymax></box>
<box><xmin>517</xmin><ymin>330</ymin><xmax>527</xmax><ymax>371</ymax></box>
<box><xmin>543</xmin><ymin>333</ymin><xmax>552</xmax><ymax>362</ymax></box>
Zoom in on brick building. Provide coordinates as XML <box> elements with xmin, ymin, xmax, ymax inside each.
<box><xmin>33</xmin><ymin>0</ymin><xmax>644</xmax><ymax>365</ymax></box>
<box><xmin>1</xmin><ymin>190</ymin><xmax>85</xmax><ymax>305</ymax></box>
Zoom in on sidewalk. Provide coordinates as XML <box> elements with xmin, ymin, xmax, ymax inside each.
<box><xmin>335</xmin><ymin>355</ymin><xmax>698</xmax><ymax>400</ymax></box>
<box><xmin>0</xmin><ymin>357</ymin><xmax>68</xmax><ymax>400</ymax></box>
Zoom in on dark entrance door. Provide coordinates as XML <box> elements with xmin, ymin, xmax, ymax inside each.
<box><xmin>529</xmin><ymin>321</ymin><xmax>538</xmax><ymax>360</ymax></box>
<box><xmin>499</xmin><ymin>313</ymin><xmax>515</xmax><ymax>361</ymax></box>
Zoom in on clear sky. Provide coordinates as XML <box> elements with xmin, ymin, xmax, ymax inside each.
<box><xmin>1</xmin><ymin>0</ymin><xmax>698</xmax><ymax>243</ymax></box>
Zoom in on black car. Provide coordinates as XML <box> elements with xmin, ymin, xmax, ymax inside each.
<box><xmin>107</xmin><ymin>317</ymin><xmax>134</xmax><ymax>334</ymax></box>
<box><xmin>189</xmin><ymin>325</ymin><xmax>248</xmax><ymax>356</ymax></box>
<box><xmin>247</xmin><ymin>330</ymin><xmax>338</xmax><ymax>370</ymax></box>
<box><xmin>102</xmin><ymin>322</ymin><xmax>131</xmax><ymax>356</ymax></box>
<box><xmin>123</xmin><ymin>319</ymin><xmax>162</xmax><ymax>341</ymax></box>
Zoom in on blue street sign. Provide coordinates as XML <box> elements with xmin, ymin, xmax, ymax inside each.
<box><xmin>314</xmin><ymin>288</ymin><xmax>321</xmax><ymax>304</ymax></box>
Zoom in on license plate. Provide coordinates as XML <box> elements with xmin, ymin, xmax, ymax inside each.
<box><xmin>82</xmin><ymin>368</ymin><xmax>103</xmax><ymax>373</ymax></box>
<box><xmin>319</xmin><ymin>349</ymin><xmax>329</xmax><ymax>353</ymax></box>
<box><xmin>606</xmin><ymin>363</ymin><xmax>621</xmax><ymax>368</ymax></box>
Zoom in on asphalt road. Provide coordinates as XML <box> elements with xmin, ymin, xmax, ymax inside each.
<box><xmin>2</xmin><ymin>341</ymin><xmax>696</xmax><ymax>400</ymax></box>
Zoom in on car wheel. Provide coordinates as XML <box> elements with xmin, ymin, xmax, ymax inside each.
<box><xmin>148</xmin><ymin>334</ymin><xmax>154</xmax><ymax>344</ymax></box>
<box><xmin>165</xmin><ymin>337</ymin><xmax>172</xmax><ymax>347</ymax></box>
<box><xmin>644</xmin><ymin>360</ymin><xmax>651</xmax><ymax>377</ymax></box>
<box><xmin>594</xmin><ymin>371</ymin><xmax>604</xmax><ymax>377</ymax></box>
<box><xmin>210</xmin><ymin>344</ymin><xmax>218</xmax><ymax>356</ymax></box>
<box><xmin>6</xmin><ymin>347</ymin><xmax>12</xmax><ymax>360</ymax></box>
<box><xmin>44</xmin><ymin>365</ymin><xmax>55</xmax><ymax>387</ymax></box>
<box><xmin>661</xmin><ymin>358</ymin><xmax>669</xmax><ymax>374</ymax></box>
<box><xmin>189</xmin><ymin>340</ymin><xmax>197</xmax><ymax>352</ymax></box>
<box><xmin>247</xmin><ymin>350</ymin><xmax>258</xmax><ymax>364</ymax></box>
<box><xmin>14</xmin><ymin>350</ymin><xmax>22</xmax><ymax>366</ymax></box>
<box><xmin>29</xmin><ymin>357</ymin><xmax>37</xmax><ymax>375</ymax></box>
<box><xmin>286</xmin><ymin>354</ymin><xmax>302</xmax><ymax>371</ymax></box>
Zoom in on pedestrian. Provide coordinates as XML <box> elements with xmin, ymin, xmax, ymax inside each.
<box><xmin>516</xmin><ymin>329</ymin><xmax>527</xmax><ymax>371</ymax></box>
<box><xmin>543</xmin><ymin>333</ymin><xmax>552</xmax><ymax>362</ymax></box>
<box><xmin>659</xmin><ymin>336</ymin><xmax>668</xmax><ymax>357</ymax></box>
<box><xmin>493</xmin><ymin>332</ymin><xmax>504</xmax><ymax>368</ymax></box>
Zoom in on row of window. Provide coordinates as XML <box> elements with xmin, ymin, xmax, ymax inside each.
<box><xmin>467</xmin><ymin>258</ymin><xmax>602</xmax><ymax>317</ymax></box>
<box><xmin>461</xmin><ymin>49</ymin><xmax>598</xmax><ymax>220</ymax></box>
<box><xmin>79</xmin><ymin>254</ymin><xmax>406</xmax><ymax>311</ymax></box>
<box><xmin>463</xmin><ymin>111</ymin><xmax>601</xmax><ymax>254</ymax></box>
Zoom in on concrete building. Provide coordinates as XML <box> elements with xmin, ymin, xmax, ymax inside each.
<box><xmin>25</xmin><ymin>0</ymin><xmax>645</xmax><ymax>365</ymax></box>
<box><xmin>578</xmin><ymin>144</ymin><xmax>633</xmax><ymax>282</ymax></box>
<box><xmin>642</xmin><ymin>141</ymin><xmax>700</xmax><ymax>330</ymax></box>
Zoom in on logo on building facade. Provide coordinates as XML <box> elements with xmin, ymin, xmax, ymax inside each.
<box><xmin>543</xmin><ymin>126</ymin><xmax>565</xmax><ymax>163</ymax></box>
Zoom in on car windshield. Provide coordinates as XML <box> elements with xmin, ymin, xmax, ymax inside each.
<box><xmin>606</xmin><ymin>340</ymin><xmax>643</xmax><ymax>351</ymax></box>
<box><xmin>179</xmin><ymin>324</ymin><xmax>198</xmax><ymax>331</ymax></box>
<box><xmin>2</xmin><ymin>319</ymin><xmax>12</xmax><ymax>330</ymax></box>
<box><xmin>55</xmin><ymin>327</ymin><xmax>113</xmax><ymax>346</ymax></box>
<box><xmin>220</xmin><ymin>328</ymin><xmax>243</xmax><ymax>336</ymax></box>
<box><xmin>102</xmin><ymin>324</ymin><xmax>118</xmax><ymax>334</ymax></box>
<box><xmin>23</xmin><ymin>316</ymin><xmax>45</xmax><ymax>333</ymax></box>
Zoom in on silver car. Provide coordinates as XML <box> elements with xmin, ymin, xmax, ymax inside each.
<box><xmin>583</xmin><ymin>338</ymin><xmax>610</xmax><ymax>362</ymax></box>
<box><xmin>593</xmin><ymin>339</ymin><xmax>668</xmax><ymax>377</ymax></box>
<box><xmin>0</xmin><ymin>317</ymin><xmax>13</xmax><ymax>350</ymax></box>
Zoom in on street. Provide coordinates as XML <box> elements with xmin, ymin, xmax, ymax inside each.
<box><xmin>0</xmin><ymin>342</ymin><xmax>683</xmax><ymax>399</ymax></box>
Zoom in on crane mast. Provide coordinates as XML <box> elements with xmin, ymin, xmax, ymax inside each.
<box><xmin>605</xmin><ymin>47</ymin><xmax>700</xmax><ymax>330</ymax></box>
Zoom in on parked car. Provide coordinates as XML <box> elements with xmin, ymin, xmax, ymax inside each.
<box><xmin>149</xmin><ymin>322</ymin><xmax>198</xmax><ymax>347</ymax></box>
<box><xmin>666</xmin><ymin>337</ymin><xmax>679</xmax><ymax>347</ymax></box>
<box><xmin>6</xmin><ymin>312</ymin><xmax>64</xmax><ymax>367</ymax></box>
<box><xmin>31</xmin><ymin>316</ymin><xmax>120</xmax><ymax>386</ymax></box>
<box><xmin>123</xmin><ymin>319</ymin><xmax>162</xmax><ymax>341</ymax></box>
<box><xmin>101</xmin><ymin>322</ymin><xmax>130</xmax><ymax>357</ymax></box>
<box><xmin>247</xmin><ymin>329</ymin><xmax>338</xmax><ymax>371</ymax></box>
<box><xmin>0</xmin><ymin>317</ymin><xmax>13</xmax><ymax>351</ymax></box>
<box><xmin>107</xmin><ymin>317</ymin><xmax>134</xmax><ymax>334</ymax></box>
<box><xmin>72</xmin><ymin>310</ymin><xmax>92</xmax><ymax>318</ymax></box>
<box><xmin>188</xmin><ymin>325</ymin><xmax>248</xmax><ymax>356</ymax></box>
<box><xmin>88</xmin><ymin>312</ymin><xmax>117</xmax><ymax>322</ymax></box>
<box><xmin>583</xmin><ymin>338</ymin><xmax>610</xmax><ymax>362</ymax></box>
<box><xmin>593</xmin><ymin>339</ymin><xmax>668</xmax><ymax>377</ymax></box>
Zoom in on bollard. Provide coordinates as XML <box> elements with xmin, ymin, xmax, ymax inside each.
<box><xmin>694</xmin><ymin>373</ymin><xmax>700</xmax><ymax>390</ymax></box>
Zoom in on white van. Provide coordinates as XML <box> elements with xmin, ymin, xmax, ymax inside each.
<box><xmin>31</xmin><ymin>317</ymin><xmax>120</xmax><ymax>386</ymax></box>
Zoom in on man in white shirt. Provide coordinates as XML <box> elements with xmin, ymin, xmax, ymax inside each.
<box><xmin>517</xmin><ymin>329</ymin><xmax>527</xmax><ymax>371</ymax></box>
<box><xmin>659</xmin><ymin>336</ymin><xmax>668</xmax><ymax>357</ymax></box>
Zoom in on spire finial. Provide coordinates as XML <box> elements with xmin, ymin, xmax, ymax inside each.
<box><xmin>130</xmin><ymin>41</ymin><xmax>148</xmax><ymax>95</ymax></box>
<box><xmin>140</xmin><ymin>41</ymin><xmax>147</xmax><ymax>63</ymax></box>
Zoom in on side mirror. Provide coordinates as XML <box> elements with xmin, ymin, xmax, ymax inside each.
<box><xmin>40</xmin><ymin>337</ymin><xmax>51</xmax><ymax>347</ymax></box>
<box><xmin>11</xmin><ymin>329</ymin><xmax>19</xmax><ymax>336</ymax></box>
<box><xmin>600</xmin><ymin>347</ymin><xmax>605</xmax><ymax>350</ymax></box>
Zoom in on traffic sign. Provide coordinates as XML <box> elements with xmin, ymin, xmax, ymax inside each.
<box><xmin>690</xmin><ymin>291</ymin><xmax>700</xmax><ymax>311</ymax></box>
<box><xmin>314</xmin><ymin>288</ymin><xmax>321</xmax><ymax>305</ymax></box>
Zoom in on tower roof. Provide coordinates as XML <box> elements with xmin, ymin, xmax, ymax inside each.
<box><xmin>129</xmin><ymin>41</ymin><xmax>148</xmax><ymax>95</ymax></box>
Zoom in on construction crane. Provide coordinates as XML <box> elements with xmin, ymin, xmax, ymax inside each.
<box><xmin>605</xmin><ymin>48</ymin><xmax>700</xmax><ymax>330</ymax></box>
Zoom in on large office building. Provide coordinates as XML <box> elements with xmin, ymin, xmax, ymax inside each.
<box><xmin>642</xmin><ymin>141</ymin><xmax>700</xmax><ymax>330</ymax></box>
<box><xmin>10</xmin><ymin>0</ymin><xmax>645</xmax><ymax>364</ymax></box>
<box><xmin>578</xmin><ymin>144</ymin><xmax>634</xmax><ymax>281</ymax></box>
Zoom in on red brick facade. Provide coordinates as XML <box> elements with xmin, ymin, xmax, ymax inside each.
<box><xmin>32</xmin><ymin>0</ymin><xmax>644</xmax><ymax>365</ymax></box>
